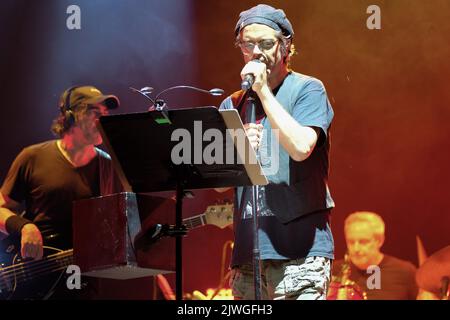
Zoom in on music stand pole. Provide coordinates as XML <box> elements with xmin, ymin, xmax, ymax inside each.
<box><xmin>251</xmin><ymin>184</ymin><xmax>262</xmax><ymax>300</ymax></box>
<box><xmin>175</xmin><ymin>179</ymin><xmax>185</xmax><ymax>300</ymax></box>
<box><xmin>246</xmin><ymin>93</ymin><xmax>262</xmax><ymax>300</ymax></box>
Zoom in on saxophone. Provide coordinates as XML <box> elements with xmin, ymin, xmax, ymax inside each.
<box><xmin>336</xmin><ymin>253</ymin><xmax>352</xmax><ymax>300</ymax></box>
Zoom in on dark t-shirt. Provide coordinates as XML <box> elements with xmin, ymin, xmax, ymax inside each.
<box><xmin>1</xmin><ymin>140</ymin><xmax>122</xmax><ymax>248</ymax></box>
<box><xmin>220</xmin><ymin>72</ymin><xmax>335</xmax><ymax>266</ymax></box>
<box><xmin>332</xmin><ymin>255</ymin><xmax>419</xmax><ymax>300</ymax></box>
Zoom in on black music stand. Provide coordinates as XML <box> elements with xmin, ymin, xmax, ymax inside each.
<box><xmin>97</xmin><ymin>106</ymin><xmax>267</xmax><ymax>300</ymax></box>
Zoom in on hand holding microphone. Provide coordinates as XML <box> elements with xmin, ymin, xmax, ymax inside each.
<box><xmin>241</xmin><ymin>59</ymin><xmax>266</xmax><ymax>150</ymax></box>
<box><xmin>240</xmin><ymin>59</ymin><xmax>267</xmax><ymax>92</ymax></box>
<box><xmin>241</xmin><ymin>74</ymin><xmax>255</xmax><ymax>91</ymax></box>
<box><xmin>244</xmin><ymin>123</ymin><xmax>264</xmax><ymax>150</ymax></box>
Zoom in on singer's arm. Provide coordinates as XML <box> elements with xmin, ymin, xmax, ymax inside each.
<box><xmin>258</xmin><ymin>85</ymin><xmax>319</xmax><ymax>162</ymax></box>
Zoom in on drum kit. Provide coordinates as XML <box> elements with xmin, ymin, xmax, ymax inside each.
<box><xmin>416</xmin><ymin>245</ymin><xmax>450</xmax><ymax>300</ymax></box>
<box><xmin>327</xmin><ymin>245</ymin><xmax>450</xmax><ymax>300</ymax></box>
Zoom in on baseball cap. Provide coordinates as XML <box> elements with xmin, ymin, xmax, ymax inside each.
<box><xmin>59</xmin><ymin>85</ymin><xmax>120</xmax><ymax>111</ymax></box>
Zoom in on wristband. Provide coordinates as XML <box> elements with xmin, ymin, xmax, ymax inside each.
<box><xmin>5</xmin><ymin>214</ymin><xmax>33</xmax><ymax>237</ymax></box>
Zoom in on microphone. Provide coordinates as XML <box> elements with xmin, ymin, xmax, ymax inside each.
<box><xmin>241</xmin><ymin>74</ymin><xmax>254</xmax><ymax>91</ymax></box>
<box><xmin>246</xmin><ymin>91</ymin><xmax>257</xmax><ymax>124</ymax></box>
<box><xmin>241</xmin><ymin>59</ymin><xmax>263</xmax><ymax>91</ymax></box>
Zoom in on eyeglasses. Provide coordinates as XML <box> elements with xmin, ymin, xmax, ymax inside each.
<box><xmin>238</xmin><ymin>39</ymin><xmax>279</xmax><ymax>55</ymax></box>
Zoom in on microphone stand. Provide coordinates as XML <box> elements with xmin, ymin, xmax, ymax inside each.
<box><xmin>245</xmin><ymin>91</ymin><xmax>262</xmax><ymax>300</ymax></box>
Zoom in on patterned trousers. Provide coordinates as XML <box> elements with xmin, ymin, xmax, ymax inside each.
<box><xmin>230</xmin><ymin>256</ymin><xmax>332</xmax><ymax>300</ymax></box>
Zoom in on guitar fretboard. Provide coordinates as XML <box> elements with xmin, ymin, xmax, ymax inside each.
<box><xmin>183</xmin><ymin>214</ymin><xmax>205</xmax><ymax>229</ymax></box>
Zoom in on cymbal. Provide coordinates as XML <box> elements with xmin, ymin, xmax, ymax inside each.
<box><xmin>416</xmin><ymin>245</ymin><xmax>450</xmax><ymax>294</ymax></box>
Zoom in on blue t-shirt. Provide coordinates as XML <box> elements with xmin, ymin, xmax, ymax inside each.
<box><xmin>220</xmin><ymin>72</ymin><xmax>335</xmax><ymax>265</ymax></box>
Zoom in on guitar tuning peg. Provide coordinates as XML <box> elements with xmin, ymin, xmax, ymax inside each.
<box><xmin>184</xmin><ymin>191</ymin><xmax>195</xmax><ymax>199</ymax></box>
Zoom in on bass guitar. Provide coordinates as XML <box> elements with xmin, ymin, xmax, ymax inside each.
<box><xmin>0</xmin><ymin>203</ymin><xmax>233</xmax><ymax>299</ymax></box>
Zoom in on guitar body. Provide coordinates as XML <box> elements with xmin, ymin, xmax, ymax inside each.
<box><xmin>0</xmin><ymin>236</ymin><xmax>72</xmax><ymax>300</ymax></box>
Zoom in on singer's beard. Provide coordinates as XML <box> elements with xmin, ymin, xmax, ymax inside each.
<box><xmin>261</xmin><ymin>54</ymin><xmax>285</xmax><ymax>85</ymax></box>
<box><xmin>267</xmin><ymin>62</ymin><xmax>289</xmax><ymax>89</ymax></box>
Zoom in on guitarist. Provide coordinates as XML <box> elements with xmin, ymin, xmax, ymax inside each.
<box><xmin>0</xmin><ymin>85</ymin><xmax>122</xmax><ymax>299</ymax></box>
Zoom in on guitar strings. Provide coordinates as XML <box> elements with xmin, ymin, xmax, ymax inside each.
<box><xmin>2</xmin><ymin>264</ymin><xmax>68</xmax><ymax>296</ymax></box>
<box><xmin>5</xmin><ymin>253</ymin><xmax>20</xmax><ymax>299</ymax></box>
<box><xmin>1</xmin><ymin>254</ymin><xmax>74</xmax><ymax>280</ymax></box>
<box><xmin>0</xmin><ymin>249</ymin><xmax>73</xmax><ymax>273</ymax></box>
<box><xmin>0</xmin><ymin>255</ymin><xmax>73</xmax><ymax>291</ymax></box>
<box><xmin>0</xmin><ymin>250</ymin><xmax>73</xmax><ymax>284</ymax></box>
<box><xmin>0</xmin><ymin>253</ymin><xmax>73</xmax><ymax>281</ymax></box>
<box><xmin>0</xmin><ymin>262</ymin><xmax>73</xmax><ymax>291</ymax></box>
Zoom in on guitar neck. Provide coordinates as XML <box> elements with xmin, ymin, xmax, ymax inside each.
<box><xmin>182</xmin><ymin>214</ymin><xmax>206</xmax><ymax>230</ymax></box>
<box><xmin>182</xmin><ymin>204</ymin><xmax>234</xmax><ymax>230</ymax></box>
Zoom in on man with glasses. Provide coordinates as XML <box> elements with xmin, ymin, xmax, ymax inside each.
<box><xmin>0</xmin><ymin>85</ymin><xmax>122</xmax><ymax>299</ymax></box>
<box><xmin>219</xmin><ymin>4</ymin><xmax>335</xmax><ymax>299</ymax></box>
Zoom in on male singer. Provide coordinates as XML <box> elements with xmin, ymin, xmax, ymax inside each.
<box><xmin>219</xmin><ymin>4</ymin><xmax>335</xmax><ymax>300</ymax></box>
